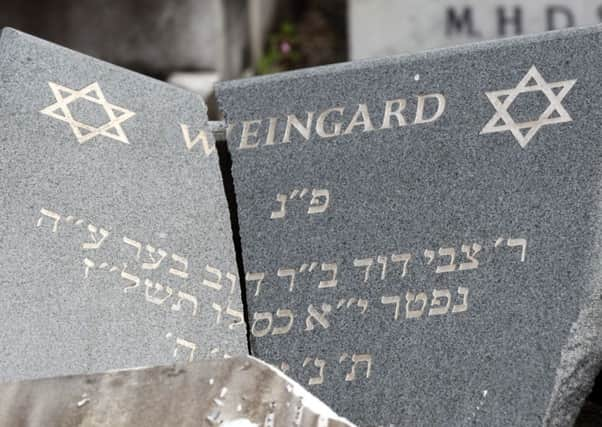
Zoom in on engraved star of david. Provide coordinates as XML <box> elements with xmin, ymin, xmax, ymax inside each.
<box><xmin>480</xmin><ymin>66</ymin><xmax>576</xmax><ymax>148</ymax></box>
<box><xmin>40</xmin><ymin>82</ymin><xmax>135</xmax><ymax>144</ymax></box>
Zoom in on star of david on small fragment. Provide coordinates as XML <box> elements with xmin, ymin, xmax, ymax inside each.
<box><xmin>480</xmin><ymin>66</ymin><xmax>576</xmax><ymax>148</ymax></box>
<box><xmin>40</xmin><ymin>82</ymin><xmax>135</xmax><ymax>144</ymax></box>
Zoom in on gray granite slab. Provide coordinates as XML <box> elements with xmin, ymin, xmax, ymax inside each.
<box><xmin>350</xmin><ymin>0</ymin><xmax>602</xmax><ymax>59</ymax></box>
<box><xmin>0</xmin><ymin>28</ymin><xmax>247</xmax><ymax>382</ymax></box>
<box><xmin>216</xmin><ymin>26</ymin><xmax>602</xmax><ymax>426</ymax></box>
<box><xmin>0</xmin><ymin>356</ymin><xmax>355</xmax><ymax>427</ymax></box>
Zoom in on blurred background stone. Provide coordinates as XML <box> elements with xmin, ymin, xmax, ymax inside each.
<box><xmin>0</xmin><ymin>0</ymin><xmax>247</xmax><ymax>79</ymax></box>
<box><xmin>349</xmin><ymin>0</ymin><xmax>602</xmax><ymax>59</ymax></box>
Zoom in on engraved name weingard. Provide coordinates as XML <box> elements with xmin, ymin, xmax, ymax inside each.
<box><xmin>231</xmin><ymin>93</ymin><xmax>446</xmax><ymax>150</ymax></box>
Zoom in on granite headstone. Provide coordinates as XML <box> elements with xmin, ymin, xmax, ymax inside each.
<box><xmin>0</xmin><ymin>28</ymin><xmax>247</xmax><ymax>382</ymax></box>
<box><xmin>350</xmin><ymin>0</ymin><xmax>602</xmax><ymax>59</ymax></box>
<box><xmin>217</xmin><ymin>26</ymin><xmax>602</xmax><ymax>426</ymax></box>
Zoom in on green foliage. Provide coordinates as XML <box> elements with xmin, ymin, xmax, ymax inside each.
<box><xmin>257</xmin><ymin>21</ymin><xmax>303</xmax><ymax>75</ymax></box>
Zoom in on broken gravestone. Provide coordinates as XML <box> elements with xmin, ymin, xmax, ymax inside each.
<box><xmin>0</xmin><ymin>356</ymin><xmax>355</xmax><ymax>427</ymax></box>
<box><xmin>0</xmin><ymin>28</ymin><xmax>247</xmax><ymax>382</ymax></box>
<box><xmin>217</xmin><ymin>25</ymin><xmax>602</xmax><ymax>426</ymax></box>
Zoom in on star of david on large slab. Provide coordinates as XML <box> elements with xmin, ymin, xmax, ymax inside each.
<box><xmin>40</xmin><ymin>82</ymin><xmax>135</xmax><ymax>144</ymax></box>
<box><xmin>480</xmin><ymin>66</ymin><xmax>576</xmax><ymax>148</ymax></box>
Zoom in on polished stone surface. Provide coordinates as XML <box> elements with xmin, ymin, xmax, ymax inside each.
<box><xmin>0</xmin><ymin>28</ymin><xmax>247</xmax><ymax>382</ymax></box>
<box><xmin>217</xmin><ymin>25</ymin><xmax>602</xmax><ymax>426</ymax></box>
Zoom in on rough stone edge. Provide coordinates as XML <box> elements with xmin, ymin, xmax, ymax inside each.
<box><xmin>0</xmin><ymin>26</ymin><xmax>252</xmax><ymax>357</ymax></box>
<box><xmin>544</xmin><ymin>220</ymin><xmax>602</xmax><ymax>426</ymax></box>
<box><xmin>250</xmin><ymin>356</ymin><xmax>356</xmax><ymax>426</ymax></box>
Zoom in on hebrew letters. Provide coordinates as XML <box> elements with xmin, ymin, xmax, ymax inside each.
<box><xmin>452</xmin><ymin>286</ymin><xmax>469</xmax><ymax>313</ymax></box>
<box><xmin>225</xmin><ymin>272</ymin><xmax>238</xmax><ymax>294</ymax></box>
<box><xmin>353</xmin><ymin>258</ymin><xmax>373</xmax><ymax>282</ymax></box>
<box><xmin>144</xmin><ymin>279</ymin><xmax>173</xmax><ymax>305</ymax></box>
<box><xmin>250</xmin><ymin>309</ymin><xmax>293</xmax><ymax>336</ymax></box>
<box><xmin>435</xmin><ymin>247</ymin><xmax>457</xmax><ymax>273</ymax></box>
<box><xmin>496</xmin><ymin>237</ymin><xmax>528</xmax><ymax>262</ymax></box>
<box><xmin>459</xmin><ymin>243</ymin><xmax>481</xmax><ymax>271</ymax></box>
<box><xmin>82</xmin><ymin>224</ymin><xmax>110</xmax><ymax>250</ymax></box>
<box><xmin>120</xmin><ymin>267</ymin><xmax>140</xmax><ymax>293</ymax></box>
<box><xmin>391</xmin><ymin>253</ymin><xmax>411</xmax><ymax>277</ymax></box>
<box><xmin>299</xmin><ymin>262</ymin><xmax>318</xmax><ymax>274</ymax></box>
<box><xmin>170</xmin><ymin>291</ymin><xmax>198</xmax><ymax>316</ymax></box>
<box><xmin>338</xmin><ymin>298</ymin><xmax>368</xmax><ymax>314</ymax></box>
<box><xmin>270</xmin><ymin>193</ymin><xmax>288</xmax><ymax>219</ymax></box>
<box><xmin>376</xmin><ymin>255</ymin><xmax>387</xmax><ymax>280</ymax></box>
<box><xmin>405</xmin><ymin>291</ymin><xmax>428</xmax><ymax>319</ymax></box>
<box><xmin>303</xmin><ymin>357</ymin><xmax>326</xmax><ymax>385</ymax></box>
<box><xmin>251</xmin><ymin>312</ymin><xmax>273</xmax><ymax>337</ymax></box>
<box><xmin>83</xmin><ymin>258</ymin><xmax>95</xmax><ymax>278</ymax></box>
<box><xmin>141</xmin><ymin>245</ymin><xmax>167</xmax><ymax>270</ymax></box>
<box><xmin>37</xmin><ymin>208</ymin><xmax>61</xmax><ymax>232</ymax></box>
<box><xmin>381</xmin><ymin>295</ymin><xmax>401</xmax><ymax>320</ymax></box>
<box><xmin>307</xmin><ymin>189</ymin><xmax>330</xmax><ymax>214</ymax></box>
<box><xmin>122</xmin><ymin>236</ymin><xmax>142</xmax><ymax>260</ymax></box>
<box><xmin>381</xmin><ymin>288</ymin><xmax>469</xmax><ymax>320</ymax></box>
<box><xmin>277</xmin><ymin>268</ymin><xmax>297</xmax><ymax>292</ymax></box>
<box><xmin>305</xmin><ymin>303</ymin><xmax>332</xmax><ymax>331</ymax></box>
<box><xmin>424</xmin><ymin>249</ymin><xmax>436</xmax><ymax>265</ymax></box>
<box><xmin>173</xmin><ymin>337</ymin><xmax>197</xmax><ymax>362</ymax></box>
<box><xmin>203</xmin><ymin>265</ymin><xmax>222</xmax><ymax>290</ymax></box>
<box><xmin>343</xmin><ymin>354</ymin><xmax>372</xmax><ymax>381</ymax></box>
<box><xmin>211</xmin><ymin>303</ymin><xmax>223</xmax><ymax>324</ymax></box>
<box><xmin>272</xmin><ymin>308</ymin><xmax>294</xmax><ymax>335</ymax></box>
<box><xmin>169</xmin><ymin>253</ymin><xmax>189</xmax><ymax>279</ymax></box>
<box><xmin>246</xmin><ymin>272</ymin><xmax>265</xmax><ymax>297</ymax></box>
<box><xmin>507</xmin><ymin>238</ymin><xmax>527</xmax><ymax>262</ymax></box>
<box><xmin>428</xmin><ymin>289</ymin><xmax>452</xmax><ymax>316</ymax></box>
<box><xmin>318</xmin><ymin>263</ymin><xmax>338</xmax><ymax>288</ymax></box>
<box><xmin>271</xmin><ymin>188</ymin><xmax>330</xmax><ymax>218</ymax></box>
<box><xmin>225</xmin><ymin>305</ymin><xmax>245</xmax><ymax>329</ymax></box>
<box><xmin>355</xmin><ymin>298</ymin><xmax>368</xmax><ymax>314</ymax></box>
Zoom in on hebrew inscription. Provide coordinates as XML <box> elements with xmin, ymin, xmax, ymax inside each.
<box><xmin>215</xmin><ymin>25</ymin><xmax>602</xmax><ymax>426</ymax></box>
<box><xmin>271</xmin><ymin>188</ymin><xmax>331</xmax><ymax>219</ymax></box>
<box><xmin>245</xmin><ymin>234</ymin><xmax>528</xmax><ymax>349</ymax></box>
<box><xmin>35</xmin><ymin>206</ymin><xmax>245</xmax><ymax>362</ymax></box>
<box><xmin>246</xmin><ymin>236</ymin><xmax>527</xmax><ymax>298</ymax></box>
<box><xmin>243</xmin><ymin>231</ymin><xmax>529</xmax><ymax>394</ymax></box>
<box><xmin>278</xmin><ymin>352</ymin><xmax>373</xmax><ymax>387</ymax></box>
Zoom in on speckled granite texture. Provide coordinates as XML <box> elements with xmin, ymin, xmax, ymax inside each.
<box><xmin>0</xmin><ymin>28</ymin><xmax>247</xmax><ymax>382</ymax></box>
<box><xmin>217</xmin><ymin>25</ymin><xmax>602</xmax><ymax>426</ymax></box>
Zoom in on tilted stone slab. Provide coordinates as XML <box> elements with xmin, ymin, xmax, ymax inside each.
<box><xmin>217</xmin><ymin>25</ymin><xmax>602</xmax><ymax>426</ymax></box>
<box><xmin>0</xmin><ymin>28</ymin><xmax>247</xmax><ymax>382</ymax></box>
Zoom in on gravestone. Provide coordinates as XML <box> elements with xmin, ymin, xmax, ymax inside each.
<box><xmin>0</xmin><ymin>357</ymin><xmax>355</xmax><ymax>427</ymax></box>
<box><xmin>216</xmin><ymin>25</ymin><xmax>602</xmax><ymax>426</ymax></box>
<box><xmin>0</xmin><ymin>28</ymin><xmax>247</xmax><ymax>382</ymax></box>
<box><xmin>350</xmin><ymin>0</ymin><xmax>602</xmax><ymax>59</ymax></box>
